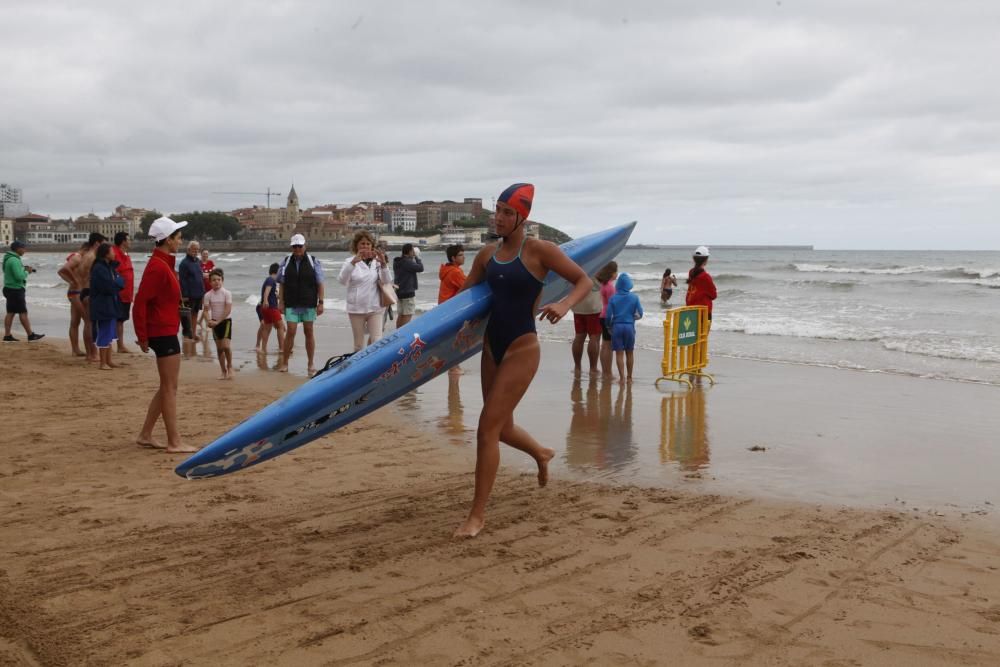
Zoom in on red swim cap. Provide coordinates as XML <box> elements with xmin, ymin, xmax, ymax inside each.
<box><xmin>497</xmin><ymin>183</ymin><xmax>534</xmax><ymax>221</ymax></box>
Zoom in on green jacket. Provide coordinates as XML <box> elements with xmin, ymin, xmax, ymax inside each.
<box><xmin>2</xmin><ymin>250</ymin><xmax>28</xmax><ymax>290</ymax></box>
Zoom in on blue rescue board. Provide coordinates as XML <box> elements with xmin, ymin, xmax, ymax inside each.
<box><xmin>175</xmin><ymin>222</ymin><xmax>637</xmax><ymax>479</ymax></box>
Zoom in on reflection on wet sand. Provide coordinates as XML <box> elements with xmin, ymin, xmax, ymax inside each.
<box><xmin>659</xmin><ymin>388</ymin><xmax>710</xmax><ymax>470</ymax></box>
<box><xmin>439</xmin><ymin>372</ymin><xmax>469</xmax><ymax>444</ymax></box>
<box><xmin>565</xmin><ymin>377</ymin><xmax>637</xmax><ymax>472</ymax></box>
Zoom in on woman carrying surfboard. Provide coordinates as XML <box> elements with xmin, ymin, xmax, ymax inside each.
<box><xmin>454</xmin><ymin>183</ymin><xmax>593</xmax><ymax>537</ymax></box>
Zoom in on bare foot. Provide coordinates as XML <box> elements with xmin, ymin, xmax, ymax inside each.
<box><xmin>218</xmin><ymin>374</ymin><xmax>227</xmax><ymax>380</ymax></box>
<box><xmin>536</xmin><ymin>447</ymin><xmax>556</xmax><ymax>487</ymax></box>
<box><xmin>277</xmin><ymin>364</ymin><xmax>288</xmax><ymax>373</ymax></box>
<box><xmin>73</xmin><ymin>351</ymin><xmax>86</xmax><ymax>357</ymax></box>
<box><xmin>87</xmin><ymin>356</ymin><xmax>99</xmax><ymax>363</ymax></box>
<box><xmin>307</xmin><ymin>366</ymin><xmax>317</xmax><ymax>377</ymax></box>
<box><xmin>136</xmin><ymin>437</ymin><xmax>166</xmax><ymax>450</ymax></box>
<box><xmin>117</xmin><ymin>347</ymin><xmax>133</xmax><ymax>354</ymax></box>
<box><xmin>165</xmin><ymin>444</ymin><xmax>198</xmax><ymax>454</ymax></box>
<box><xmin>226</xmin><ymin>371</ymin><xmax>234</xmax><ymax>380</ymax></box>
<box><xmin>99</xmin><ymin>364</ymin><xmax>113</xmax><ymax>371</ymax></box>
<box><xmin>454</xmin><ymin>516</ymin><xmax>485</xmax><ymax>537</ymax></box>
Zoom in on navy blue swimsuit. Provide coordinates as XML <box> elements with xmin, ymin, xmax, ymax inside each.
<box><xmin>485</xmin><ymin>238</ymin><xmax>544</xmax><ymax>363</ymax></box>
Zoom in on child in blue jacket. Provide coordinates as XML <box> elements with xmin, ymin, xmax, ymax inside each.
<box><xmin>606</xmin><ymin>272</ymin><xmax>644</xmax><ymax>383</ymax></box>
<box><xmin>90</xmin><ymin>242</ymin><xmax>125</xmax><ymax>370</ymax></box>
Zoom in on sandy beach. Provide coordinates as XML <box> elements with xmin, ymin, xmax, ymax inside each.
<box><xmin>3</xmin><ymin>341</ymin><xmax>1000</xmax><ymax>666</ymax></box>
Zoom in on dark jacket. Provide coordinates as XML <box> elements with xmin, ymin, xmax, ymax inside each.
<box><xmin>89</xmin><ymin>260</ymin><xmax>124</xmax><ymax>322</ymax></box>
<box><xmin>281</xmin><ymin>254</ymin><xmax>319</xmax><ymax>309</ymax></box>
<box><xmin>392</xmin><ymin>255</ymin><xmax>424</xmax><ymax>299</ymax></box>
<box><xmin>178</xmin><ymin>253</ymin><xmax>205</xmax><ymax>299</ymax></box>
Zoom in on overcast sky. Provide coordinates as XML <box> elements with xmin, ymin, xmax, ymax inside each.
<box><xmin>3</xmin><ymin>1</ymin><xmax>999</xmax><ymax>248</ymax></box>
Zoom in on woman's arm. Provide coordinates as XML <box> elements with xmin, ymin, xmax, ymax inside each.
<box><xmin>337</xmin><ymin>258</ymin><xmax>355</xmax><ymax>286</ymax></box>
<box><xmin>459</xmin><ymin>245</ymin><xmax>494</xmax><ymax>291</ymax></box>
<box><xmin>536</xmin><ymin>241</ymin><xmax>590</xmax><ymax>324</ymax></box>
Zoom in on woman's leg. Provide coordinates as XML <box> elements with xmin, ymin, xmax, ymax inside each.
<box><xmin>366</xmin><ymin>311</ymin><xmax>384</xmax><ymax>346</ymax></box>
<box><xmin>157</xmin><ymin>353</ymin><xmax>192</xmax><ymax>452</ymax></box>
<box><xmin>349</xmin><ymin>313</ymin><xmax>368</xmax><ymax>351</ymax></box>
<box><xmin>456</xmin><ymin>334</ymin><xmax>544</xmax><ymax>537</ymax></box>
<box><xmin>138</xmin><ymin>387</ymin><xmax>164</xmax><ymax>448</ymax></box>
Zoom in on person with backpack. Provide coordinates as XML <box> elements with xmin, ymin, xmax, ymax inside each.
<box><xmin>277</xmin><ymin>234</ymin><xmax>325</xmax><ymax>376</ymax></box>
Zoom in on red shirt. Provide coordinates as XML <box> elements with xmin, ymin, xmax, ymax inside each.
<box><xmin>438</xmin><ymin>264</ymin><xmax>466</xmax><ymax>303</ymax></box>
<box><xmin>133</xmin><ymin>249</ymin><xmax>181</xmax><ymax>342</ymax></box>
<box><xmin>685</xmin><ymin>269</ymin><xmax>718</xmax><ymax>317</ymax></box>
<box><xmin>111</xmin><ymin>246</ymin><xmax>135</xmax><ymax>303</ymax></box>
<box><xmin>200</xmin><ymin>260</ymin><xmax>215</xmax><ymax>291</ymax></box>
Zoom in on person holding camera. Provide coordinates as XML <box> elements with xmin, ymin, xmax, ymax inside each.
<box><xmin>338</xmin><ymin>230</ymin><xmax>391</xmax><ymax>352</ymax></box>
<box><xmin>392</xmin><ymin>243</ymin><xmax>423</xmax><ymax>328</ymax></box>
<box><xmin>3</xmin><ymin>241</ymin><xmax>44</xmax><ymax>342</ymax></box>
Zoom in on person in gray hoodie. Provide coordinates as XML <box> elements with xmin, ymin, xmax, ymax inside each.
<box><xmin>392</xmin><ymin>243</ymin><xmax>424</xmax><ymax>328</ymax></box>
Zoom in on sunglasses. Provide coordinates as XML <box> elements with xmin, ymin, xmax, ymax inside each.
<box><xmin>291</xmin><ymin>244</ymin><xmax>304</xmax><ymax>248</ymax></box>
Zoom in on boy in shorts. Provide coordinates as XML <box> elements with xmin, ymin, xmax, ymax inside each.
<box><xmin>204</xmin><ymin>268</ymin><xmax>234</xmax><ymax>379</ymax></box>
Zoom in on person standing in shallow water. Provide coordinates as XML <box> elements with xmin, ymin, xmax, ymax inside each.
<box><xmin>454</xmin><ymin>183</ymin><xmax>592</xmax><ymax>538</ymax></box>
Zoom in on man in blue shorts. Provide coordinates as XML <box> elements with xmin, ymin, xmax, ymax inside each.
<box><xmin>277</xmin><ymin>234</ymin><xmax>324</xmax><ymax>375</ymax></box>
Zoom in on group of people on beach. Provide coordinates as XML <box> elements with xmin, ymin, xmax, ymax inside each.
<box><xmin>570</xmin><ymin>245</ymin><xmax>717</xmax><ymax>384</ymax></box>
<box><xmin>2</xmin><ymin>182</ymin><xmax>717</xmax><ymax>537</ymax></box>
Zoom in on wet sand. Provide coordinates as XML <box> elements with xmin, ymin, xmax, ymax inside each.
<box><xmin>3</xmin><ymin>342</ymin><xmax>1000</xmax><ymax>665</ymax></box>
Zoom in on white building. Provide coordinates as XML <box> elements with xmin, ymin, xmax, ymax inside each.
<box><xmin>387</xmin><ymin>208</ymin><xmax>417</xmax><ymax>232</ymax></box>
<box><xmin>24</xmin><ymin>222</ymin><xmax>89</xmax><ymax>245</ymax></box>
<box><xmin>0</xmin><ymin>183</ymin><xmax>28</xmax><ymax>218</ymax></box>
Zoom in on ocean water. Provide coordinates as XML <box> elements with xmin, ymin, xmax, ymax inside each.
<box><xmin>17</xmin><ymin>247</ymin><xmax>1000</xmax><ymax>385</ymax></box>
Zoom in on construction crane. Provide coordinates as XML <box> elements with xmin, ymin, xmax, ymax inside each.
<box><xmin>212</xmin><ymin>187</ymin><xmax>283</xmax><ymax>208</ymax></box>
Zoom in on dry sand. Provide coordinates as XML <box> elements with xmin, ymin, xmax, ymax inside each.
<box><xmin>3</xmin><ymin>342</ymin><xmax>1000</xmax><ymax>666</ymax></box>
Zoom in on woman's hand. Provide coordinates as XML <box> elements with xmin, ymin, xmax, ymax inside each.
<box><xmin>538</xmin><ymin>301</ymin><xmax>570</xmax><ymax>324</ymax></box>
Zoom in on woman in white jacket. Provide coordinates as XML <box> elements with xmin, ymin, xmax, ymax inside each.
<box><xmin>339</xmin><ymin>230</ymin><xmax>392</xmax><ymax>351</ymax></box>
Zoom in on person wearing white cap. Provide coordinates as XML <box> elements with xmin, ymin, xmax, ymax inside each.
<box><xmin>276</xmin><ymin>233</ymin><xmax>324</xmax><ymax>375</ymax></box>
<box><xmin>685</xmin><ymin>245</ymin><xmax>717</xmax><ymax>327</ymax></box>
<box><xmin>133</xmin><ymin>216</ymin><xmax>196</xmax><ymax>453</ymax></box>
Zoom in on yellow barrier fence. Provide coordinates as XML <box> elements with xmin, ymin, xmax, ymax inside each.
<box><xmin>655</xmin><ymin>306</ymin><xmax>715</xmax><ymax>389</ymax></box>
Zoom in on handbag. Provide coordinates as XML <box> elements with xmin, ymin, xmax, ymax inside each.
<box><xmin>377</xmin><ymin>276</ymin><xmax>398</xmax><ymax>308</ymax></box>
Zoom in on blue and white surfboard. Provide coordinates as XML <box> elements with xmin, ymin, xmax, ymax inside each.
<box><xmin>175</xmin><ymin>221</ymin><xmax>637</xmax><ymax>479</ymax></box>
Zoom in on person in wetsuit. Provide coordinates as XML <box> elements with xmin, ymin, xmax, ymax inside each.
<box><xmin>454</xmin><ymin>183</ymin><xmax>593</xmax><ymax>538</ymax></box>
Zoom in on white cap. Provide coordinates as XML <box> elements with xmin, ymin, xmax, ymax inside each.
<box><xmin>148</xmin><ymin>216</ymin><xmax>188</xmax><ymax>242</ymax></box>
<box><xmin>693</xmin><ymin>245</ymin><xmax>710</xmax><ymax>258</ymax></box>
<box><xmin>290</xmin><ymin>233</ymin><xmax>306</xmax><ymax>246</ymax></box>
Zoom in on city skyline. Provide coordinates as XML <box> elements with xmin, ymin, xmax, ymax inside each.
<box><xmin>3</xmin><ymin>1</ymin><xmax>999</xmax><ymax>249</ymax></box>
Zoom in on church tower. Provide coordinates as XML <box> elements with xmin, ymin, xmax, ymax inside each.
<box><xmin>286</xmin><ymin>184</ymin><xmax>300</xmax><ymax>224</ymax></box>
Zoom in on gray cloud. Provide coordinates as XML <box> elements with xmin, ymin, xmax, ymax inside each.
<box><xmin>2</xmin><ymin>0</ymin><xmax>999</xmax><ymax>248</ymax></box>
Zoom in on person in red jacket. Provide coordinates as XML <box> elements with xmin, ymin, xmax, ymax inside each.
<box><xmin>685</xmin><ymin>245</ymin><xmax>718</xmax><ymax>327</ymax></box>
<box><xmin>437</xmin><ymin>244</ymin><xmax>466</xmax><ymax>304</ymax></box>
<box><xmin>133</xmin><ymin>217</ymin><xmax>196</xmax><ymax>454</ymax></box>
<box><xmin>111</xmin><ymin>232</ymin><xmax>135</xmax><ymax>353</ymax></box>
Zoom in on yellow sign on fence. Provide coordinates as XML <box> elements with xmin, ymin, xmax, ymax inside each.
<box><xmin>655</xmin><ymin>306</ymin><xmax>715</xmax><ymax>389</ymax></box>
